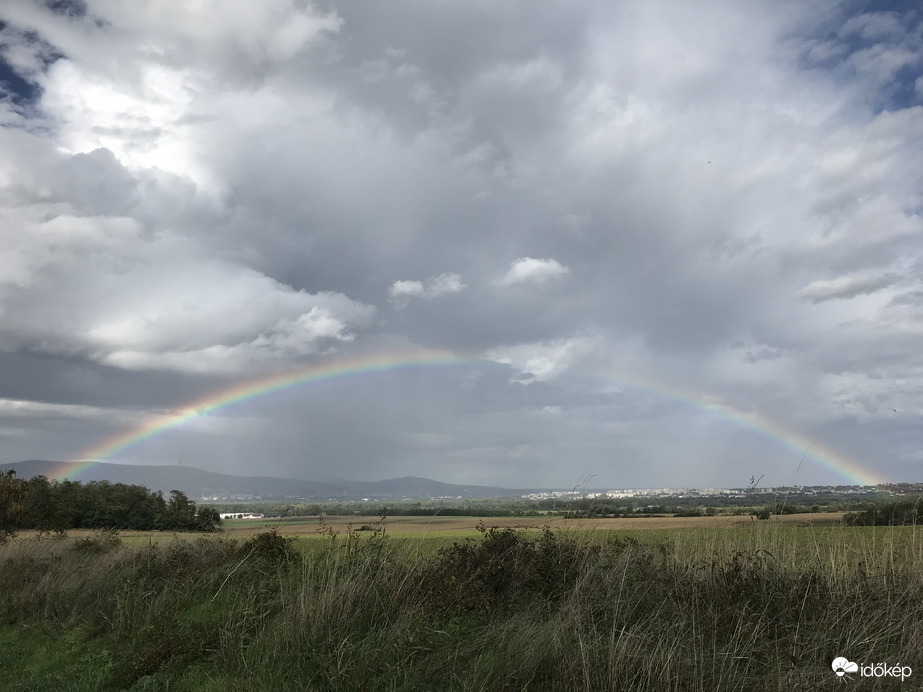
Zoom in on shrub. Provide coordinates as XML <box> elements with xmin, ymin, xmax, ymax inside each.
<box><xmin>425</xmin><ymin>526</ymin><xmax>595</xmax><ymax>614</ymax></box>
<box><xmin>240</xmin><ymin>529</ymin><xmax>297</xmax><ymax>564</ymax></box>
<box><xmin>845</xmin><ymin>499</ymin><xmax>923</xmax><ymax>526</ymax></box>
<box><xmin>71</xmin><ymin>528</ymin><xmax>121</xmax><ymax>555</ymax></box>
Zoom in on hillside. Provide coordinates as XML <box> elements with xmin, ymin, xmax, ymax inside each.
<box><xmin>0</xmin><ymin>460</ymin><xmax>518</xmax><ymax>500</ymax></box>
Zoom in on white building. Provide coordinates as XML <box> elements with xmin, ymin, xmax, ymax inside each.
<box><xmin>219</xmin><ymin>512</ymin><xmax>264</xmax><ymax>520</ymax></box>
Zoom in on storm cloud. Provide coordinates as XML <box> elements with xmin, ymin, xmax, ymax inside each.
<box><xmin>1</xmin><ymin>0</ymin><xmax>921</xmax><ymax>488</ymax></box>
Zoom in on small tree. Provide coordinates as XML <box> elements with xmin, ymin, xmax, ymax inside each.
<box><xmin>195</xmin><ymin>506</ymin><xmax>222</xmax><ymax>532</ymax></box>
<box><xmin>164</xmin><ymin>490</ymin><xmax>198</xmax><ymax>530</ymax></box>
<box><xmin>0</xmin><ymin>470</ymin><xmax>28</xmax><ymax>538</ymax></box>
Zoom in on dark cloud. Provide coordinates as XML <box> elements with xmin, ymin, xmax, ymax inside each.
<box><xmin>45</xmin><ymin>1</ymin><xmax>87</xmax><ymax>19</ymax></box>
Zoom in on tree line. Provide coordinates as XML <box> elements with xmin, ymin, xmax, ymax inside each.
<box><xmin>0</xmin><ymin>471</ymin><xmax>221</xmax><ymax>536</ymax></box>
<box><xmin>844</xmin><ymin>499</ymin><xmax>923</xmax><ymax>526</ymax></box>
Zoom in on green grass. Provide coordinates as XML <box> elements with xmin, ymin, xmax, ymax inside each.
<box><xmin>1</xmin><ymin>524</ymin><xmax>921</xmax><ymax>690</ymax></box>
<box><xmin>0</xmin><ymin>625</ymin><xmax>113</xmax><ymax>691</ymax></box>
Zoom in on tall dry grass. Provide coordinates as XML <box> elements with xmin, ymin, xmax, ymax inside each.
<box><xmin>1</xmin><ymin>522</ymin><xmax>920</xmax><ymax>690</ymax></box>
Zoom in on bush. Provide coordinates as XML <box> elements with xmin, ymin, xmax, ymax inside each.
<box><xmin>195</xmin><ymin>506</ymin><xmax>222</xmax><ymax>532</ymax></box>
<box><xmin>425</xmin><ymin>526</ymin><xmax>596</xmax><ymax>614</ymax></box>
<box><xmin>72</xmin><ymin>528</ymin><xmax>121</xmax><ymax>554</ymax></box>
<box><xmin>845</xmin><ymin>499</ymin><xmax>923</xmax><ymax>526</ymax></box>
<box><xmin>240</xmin><ymin>529</ymin><xmax>297</xmax><ymax>564</ymax></box>
<box><xmin>752</xmin><ymin>503</ymin><xmax>799</xmax><ymax>520</ymax></box>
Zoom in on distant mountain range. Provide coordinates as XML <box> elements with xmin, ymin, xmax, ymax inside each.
<box><xmin>0</xmin><ymin>460</ymin><xmax>522</xmax><ymax>501</ymax></box>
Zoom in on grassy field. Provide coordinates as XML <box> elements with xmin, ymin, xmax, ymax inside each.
<box><xmin>217</xmin><ymin>511</ymin><xmax>848</xmax><ymax>535</ymax></box>
<box><xmin>17</xmin><ymin>511</ymin><xmax>846</xmax><ymax>546</ymax></box>
<box><xmin>2</xmin><ymin>518</ymin><xmax>920</xmax><ymax>690</ymax></box>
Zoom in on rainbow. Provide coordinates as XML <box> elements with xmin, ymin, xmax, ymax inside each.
<box><xmin>572</xmin><ymin>371</ymin><xmax>882</xmax><ymax>486</ymax></box>
<box><xmin>62</xmin><ymin>349</ymin><xmax>882</xmax><ymax>486</ymax></box>
<box><xmin>62</xmin><ymin>349</ymin><xmax>461</xmax><ymax>480</ymax></box>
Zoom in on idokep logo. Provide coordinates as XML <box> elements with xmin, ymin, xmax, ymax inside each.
<box><xmin>832</xmin><ymin>656</ymin><xmax>912</xmax><ymax>681</ymax></box>
<box><xmin>832</xmin><ymin>657</ymin><xmax>858</xmax><ymax>677</ymax></box>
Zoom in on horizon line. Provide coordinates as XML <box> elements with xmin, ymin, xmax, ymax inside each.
<box><xmin>5</xmin><ymin>458</ymin><xmax>891</xmax><ymax>489</ymax></box>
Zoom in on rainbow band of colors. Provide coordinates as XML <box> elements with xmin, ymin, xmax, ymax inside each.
<box><xmin>63</xmin><ymin>350</ymin><xmax>881</xmax><ymax>486</ymax></box>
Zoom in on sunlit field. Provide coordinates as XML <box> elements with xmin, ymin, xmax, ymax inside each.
<box><xmin>2</xmin><ymin>518</ymin><xmax>921</xmax><ymax>691</ymax></box>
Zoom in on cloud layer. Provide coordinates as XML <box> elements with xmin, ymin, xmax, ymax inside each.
<box><xmin>0</xmin><ymin>0</ymin><xmax>921</xmax><ymax>487</ymax></box>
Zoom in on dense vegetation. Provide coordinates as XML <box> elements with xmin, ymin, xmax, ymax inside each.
<box><xmin>845</xmin><ymin>499</ymin><xmax>923</xmax><ymax>526</ymax></box>
<box><xmin>0</xmin><ymin>471</ymin><xmax>220</xmax><ymax>534</ymax></box>
<box><xmin>1</xmin><ymin>524</ymin><xmax>920</xmax><ymax>690</ymax></box>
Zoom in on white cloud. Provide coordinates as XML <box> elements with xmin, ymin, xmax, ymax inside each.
<box><xmin>388</xmin><ymin>280</ymin><xmax>425</xmax><ymax>301</ymax></box>
<box><xmin>485</xmin><ymin>336</ymin><xmax>598</xmax><ymax>382</ymax></box>
<box><xmin>500</xmin><ymin>257</ymin><xmax>569</xmax><ymax>286</ymax></box>
<box><xmin>389</xmin><ymin>272</ymin><xmax>465</xmax><ymax>307</ymax></box>
<box><xmin>1</xmin><ymin>0</ymin><xmax>340</xmax><ymax>189</ymax></box>
<box><xmin>100</xmin><ymin>304</ymin><xmax>363</xmax><ymax>375</ymax></box>
<box><xmin>0</xmin><ymin>397</ymin><xmax>139</xmax><ymax>422</ymax></box>
<box><xmin>0</xmin><ymin>204</ymin><xmax>374</xmax><ymax>373</ymax></box>
<box><xmin>80</xmin><ymin>276</ymin><xmax>373</xmax><ymax>373</ymax></box>
<box><xmin>426</xmin><ymin>272</ymin><xmax>465</xmax><ymax>296</ymax></box>
<box><xmin>96</xmin><ymin>307</ymin><xmax>359</xmax><ymax>374</ymax></box>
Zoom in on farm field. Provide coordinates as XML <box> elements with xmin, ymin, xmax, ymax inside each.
<box><xmin>217</xmin><ymin>511</ymin><xmax>848</xmax><ymax>536</ymax></box>
<box><xmin>19</xmin><ymin>514</ymin><xmax>923</xmax><ymax>576</ymax></box>
<box><xmin>16</xmin><ymin>511</ymin><xmax>851</xmax><ymax>550</ymax></box>
<box><xmin>15</xmin><ymin>511</ymin><xmax>847</xmax><ymax>546</ymax></box>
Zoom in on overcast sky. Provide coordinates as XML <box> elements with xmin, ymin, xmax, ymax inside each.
<box><xmin>1</xmin><ymin>0</ymin><xmax>921</xmax><ymax>489</ymax></box>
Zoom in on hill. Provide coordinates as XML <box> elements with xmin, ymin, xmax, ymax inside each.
<box><xmin>0</xmin><ymin>460</ymin><xmax>519</xmax><ymax>500</ymax></box>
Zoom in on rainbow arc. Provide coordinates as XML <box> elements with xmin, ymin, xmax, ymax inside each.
<box><xmin>60</xmin><ymin>350</ymin><xmax>881</xmax><ymax>486</ymax></box>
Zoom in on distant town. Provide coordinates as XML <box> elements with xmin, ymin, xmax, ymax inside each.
<box><xmin>517</xmin><ymin>484</ymin><xmax>911</xmax><ymax>501</ymax></box>
<box><xmin>200</xmin><ymin>483</ymin><xmax>923</xmax><ymax>504</ymax></box>
<box><xmin>4</xmin><ymin>461</ymin><xmax>920</xmax><ymax>506</ymax></box>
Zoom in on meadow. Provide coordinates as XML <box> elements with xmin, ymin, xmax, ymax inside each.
<box><xmin>1</xmin><ymin>516</ymin><xmax>920</xmax><ymax>691</ymax></box>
